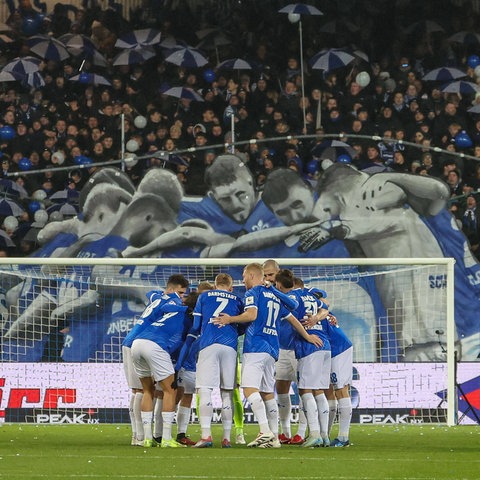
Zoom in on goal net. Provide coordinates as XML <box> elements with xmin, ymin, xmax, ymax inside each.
<box><xmin>0</xmin><ymin>257</ymin><xmax>461</xmax><ymax>426</ymax></box>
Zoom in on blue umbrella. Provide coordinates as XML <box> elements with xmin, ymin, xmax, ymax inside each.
<box><xmin>309</xmin><ymin>48</ymin><xmax>355</xmax><ymax>72</ymax></box>
<box><xmin>0</xmin><ymin>179</ymin><xmax>28</xmax><ymax>199</ymax></box>
<box><xmin>113</xmin><ymin>47</ymin><xmax>156</xmax><ymax>66</ymax></box>
<box><xmin>163</xmin><ymin>45</ymin><xmax>209</xmax><ymax>68</ymax></box>
<box><xmin>440</xmin><ymin>80</ymin><xmax>480</xmax><ymax>95</ymax></box>
<box><xmin>278</xmin><ymin>3</ymin><xmax>323</xmax><ymax>15</ymax></box>
<box><xmin>115</xmin><ymin>28</ymin><xmax>161</xmax><ymax>49</ymax></box>
<box><xmin>69</xmin><ymin>72</ymin><xmax>111</xmax><ymax>86</ymax></box>
<box><xmin>423</xmin><ymin>67</ymin><xmax>466</xmax><ymax>82</ymax></box>
<box><xmin>0</xmin><ymin>197</ymin><xmax>25</xmax><ymax>217</ymax></box>
<box><xmin>27</xmin><ymin>35</ymin><xmax>70</xmax><ymax>62</ymax></box>
<box><xmin>59</xmin><ymin>33</ymin><xmax>107</xmax><ymax>67</ymax></box>
<box><xmin>0</xmin><ymin>69</ymin><xmax>45</xmax><ymax>88</ymax></box>
<box><xmin>2</xmin><ymin>56</ymin><xmax>42</xmax><ymax>75</ymax></box>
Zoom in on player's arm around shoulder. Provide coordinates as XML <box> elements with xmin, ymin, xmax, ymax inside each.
<box><xmin>285</xmin><ymin>313</ymin><xmax>323</xmax><ymax>348</ymax></box>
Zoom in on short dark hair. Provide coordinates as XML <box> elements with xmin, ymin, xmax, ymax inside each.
<box><xmin>262</xmin><ymin>168</ymin><xmax>311</xmax><ymax>208</ymax></box>
<box><xmin>275</xmin><ymin>269</ymin><xmax>295</xmax><ymax>289</ymax></box>
<box><xmin>205</xmin><ymin>154</ymin><xmax>253</xmax><ymax>189</ymax></box>
<box><xmin>167</xmin><ymin>274</ymin><xmax>189</xmax><ymax>289</ymax></box>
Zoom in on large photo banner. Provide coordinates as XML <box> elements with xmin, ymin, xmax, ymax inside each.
<box><xmin>0</xmin><ymin>157</ymin><xmax>479</xmax><ymax>363</ymax></box>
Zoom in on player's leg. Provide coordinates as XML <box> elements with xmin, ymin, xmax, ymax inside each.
<box><xmin>138</xmin><ymin>376</ymin><xmax>155</xmax><ymax>446</ymax></box>
<box><xmin>330</xmin><ymin>347</ymin><xmax>353</xmax><ymax>447</ymax></box>
<box><xmin>313</xmin><ymin>350</ymin><xmax>332</xmax><ymax>446</ymax></box>
<box><xmin>193</xmin><ymin>346</ymin><xmax>219</xmax><ymax>447</ymax></box>
<box><xmin>276</xmin><ymin>379</ymin><xmax>292</xmax><ymax>442</ymax></box>
<box><xmin>158</xmin><ymin>374</ymin><xmax>185</xmax><ymax>448</ymax></box>
<box><xmin>297</xmin><ymin>353</ymin><xmax>322</xmax><ymax>447</ymax></box>
<box><xmin>218</xmin><ymin>345</ymin><xmax>239</xmax><ymax>447</ymax></box>
<box><xmin>122</xmin><ymin>345</ymin><xmax>143</xmax><ymax>445</ymax></box>
<box><xmin>242</xmin><ymin>353</ymin><xmax>275</xmax><ymax>447</ymax></box>
<box><xmin>176</xmin><ymin>369</ymin><xmax>196</xmax><ymax>445</ymax></box>
<box><xmin>153</xmin><ymin>387</ymin><xmax>163</xmax><ymax>443</ymax></box>
<box><xmin>325</xmin><ymin>384</ymin><xmax>337</xmax><ymax>436</ymax></box>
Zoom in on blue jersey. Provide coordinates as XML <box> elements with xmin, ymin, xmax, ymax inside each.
<box><xmin>291</xmin><ymin>288</ymin><xmax>330</xmax><ymax>359</ymax></box>
<box><xmin>193</xmin><ymin>289</ymin><xmax>243</xmax><ymax>351</ymax></box>
<box><xmin>31</xmin><ymin>232</ymin><xmax>78</xmax><ymax>258</ymax></box>
<box><xmin>242</xmin><ymin>285</ymin><xmax>292</xmax><ymax>361</ymax></box>
<box><xmin>182</xmin><ymin>337</ymin><xmax>200</xmax><ymax>372</ymax></box>
<box><xmin>324</xmin><ymin>319</ymin><xmax>353</xmax><ymax>357</ymax></box>
<box><xmin>278</xmin><ymin>292</ymin><xmax>297</xmax><ymax>350</ymax></box>
<box><xmin>122</xmin><ymin>292</ymin><xmax>183</xmax><ymax>348</ymax></box>
<box><xmin>178</xmin><ymin>195</ymin><xmax>284</xmax><ymax>236</ymax></box>
<box><xmin>133</xmin><ymin>304</ymin><xmax>190</xmax><ymax>354</ymax></box>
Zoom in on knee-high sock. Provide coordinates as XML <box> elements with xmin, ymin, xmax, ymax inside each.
<box><xmin>315</xmin><ymin>393</ymin><xmax>330</xmax><ymax>439</ymax></box>
<box><xmin>277</xmin><ymin>393</ymin><xmax>291</xmax><ymax>437</ymax></box>
<box><xmin>198</xmin><ymin>387</ymin><xmax>213</xmax><ymax>438</ymax></box>
<box><xmin>296</xmin><ymin>396</ymin><xmax>308</xmax><ymax>438</ymax></box>
<box><xmin>176</xmin><ymin>405</ymin><xmax>191</xmax><ymax>435</ymax></box>
<box><xmin>301</xmin><ymin>392</ymin><xmax>320</xmax><ymax>437</ymax></box>
<box><xmin>337</xmin><ymin>397</ymin><xmax>352</xmax><ymax>441</ymax></box>
<box><xmin>153</xmin><ymin>397</ymin><xmax>163</xmax><ymax>438</ymax></box>
<box><xmin>328</xmin><ymin>399</ymin><xmax>338</xmax><ymax>435</ymax></box>
<box><xmin>141</xmin><ymin>410</ymin><xmax>153</xmax><ymax>441</ymax></box>
<box><xmin>161</xmin><ymin>411</ymin><xmax>175</xmax><ymax>441</ymax></box>
<box><xmin>264</xmin><ymin>398</ymin><xmax>279</xmax><ymax>436</ymax></box>
<box><xmin>220</xmin><ymin>390</ymin><xmax>233</xmax><ymax>441</ymax></box>
<box><xmin>129</xmin><ymin>393</ymin><xmax>136</xmax><ymax>438</ymax></box>
<box><xmin>134</xmin><ymin>392</ymin><xmax>144</xmax><ymax>440</ymax></box>
<box><xmin>247</xmin><ymin>392</ymin><xmax>270</xmax><ymax>434</ymax></box>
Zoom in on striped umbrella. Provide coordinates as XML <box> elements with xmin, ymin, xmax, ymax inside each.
<box><xmin>27</xmin><ymin>35</ymin><xmax>70</xmax><ymax>62</ymax></box>
<box><xmin>309</xmin><ymin>48</ymin><xmax>355</xmax><ymax>72</ymax></box>
<box><xmin>2</xmin><ymin>56</ymin><xmax>42</xmax><ymax>75</ymax></box>
<box><xmin>115</xmin><ymin>28</ymin><xmax>161</xmax><ymax>49</ymax></box>
<box><xmin>163</xmin><ymin>45</ymin><xmax>209</xmax><ymax>68</ymax></box>
<box><xmin>113</xmin><ymin>47</ymin><xmax>156</xmax><ymax>66</ymax></box>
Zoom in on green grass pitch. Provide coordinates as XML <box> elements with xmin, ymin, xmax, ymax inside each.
<box><xmin>1</xmin><ymin>423</ymin><xmax>479</xmax><ymax>479</ymax></box>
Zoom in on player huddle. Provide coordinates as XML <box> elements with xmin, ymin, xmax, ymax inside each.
<box><xmin>122</xmin><ymin>259</ymin><xmax>353</xmax><ymax>449</ymax></box>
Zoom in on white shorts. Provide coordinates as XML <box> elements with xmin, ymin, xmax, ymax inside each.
<box><xmin>122</xmin><ymin>345</ymin><xmax>142</xmax><ymax>390</ymax></box>
<box><xmin>297</xmin><ymin>350</ymin><xmax>331</xmax><ymax>390</ymax></box>
<box><xmin>131</xmin><ymin>338</ymin><xmax>174</xmax><ymax>382</ymax></box>
<box><xmin>178</xmin><ymin>368</ymin><xmax>196</xmax><ymax>395</ymax></box>
<box><xmin>275</xmin><ymin>349</ymin><xmax>297</xmax><ymax>382</ymax></box>
<box><xmin>241</xmin><ymin>352</ymin><xmax>276</xmax><ymax>393</ymax></box>
<box><xmin>196</xmin><ymin>343</ymin><xmax>237</xmax><ymax>390</ymax></box>
<box><xmin>331</xmin><ymin>346</ymin><xmax>353</xmax><ymax>389</ymax></box>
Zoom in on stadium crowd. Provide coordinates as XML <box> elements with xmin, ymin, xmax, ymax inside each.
<box><xmin>0</xmin><ymin>0</ymin><xmax>480</xmax><ymax>255</ymax></box>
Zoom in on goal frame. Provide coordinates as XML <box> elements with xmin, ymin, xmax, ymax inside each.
<box><xmin>0</xmin><ymin>256</ymin><xmax>456</xmax><ymax>426</ymax></box>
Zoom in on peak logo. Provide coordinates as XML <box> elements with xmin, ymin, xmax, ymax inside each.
<box><xmin>359</xmin><ymin>414</ymin><xmax>417</xmax><ymax>424</ymax></box>
<box><xmin>36</xmin><ymin>412</ymin><xmax>99</xmax><ymax>424</ymax></box>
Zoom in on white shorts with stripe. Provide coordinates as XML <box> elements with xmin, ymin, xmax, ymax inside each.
<box><xmin>331</xmin><ymin>346</ymin><xmax>353</xmax><ymax>389</ymax></box>
<box><xmin>122</xmin><ymin>345</ymin><xmax>142</xmax><ymax>390</ymax></box>
<box><xmin>241</xmin><ymin>352</ymin><xmax>276</xmax><ymax>393</ymax></box>
<box><xmin>131</xmin><ymin>338</ymin><xmax>174</xmax><ymax>382</ymax></box>
<box><xmin>196</xmin><ymin>343</ymin><xmax>237</xmax><ymax>390</ymax></box>
<box><xmin>275</xmin><ymin>348</ymin><xmax>297</xmax><ymax>382</ymax></box>
<box><xmin>297</xmin><ymin>350</ymin><xmax>331</xmax><ymax>390</ymax></box>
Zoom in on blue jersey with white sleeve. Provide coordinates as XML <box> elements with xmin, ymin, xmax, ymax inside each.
<box><xmin>133</xmin><ymin>304</ymin><xmax>190</xmax><ymax>354</ymax></box>
<box><xmin>193</xmin><ymin>289</ymin><xmax>243</xmax><ymax>351</ymax></box>
<box><xmin>122</xmin><ymin>292</ymin><xmax>183</xmax><ymax>348</ymax></box>
<box><xmin>292</xmin><ymin>288</ymin><xmax>330</xmax><ymax>359</ymax></box>
<box><xmin>242</xmin><ymin>285</ymin><xmax>292</xmax><ymax>361</ymax></box>
<box><xmin>278</xmin><ymin>292</ymin><xmax>298</xmax><ymax>350</ymax></box>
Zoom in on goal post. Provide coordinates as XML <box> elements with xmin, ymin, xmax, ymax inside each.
<box><xmin>0</xmin><ymin>257</ymin><xmax>458</xmax><ymax>426</ymax></box>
